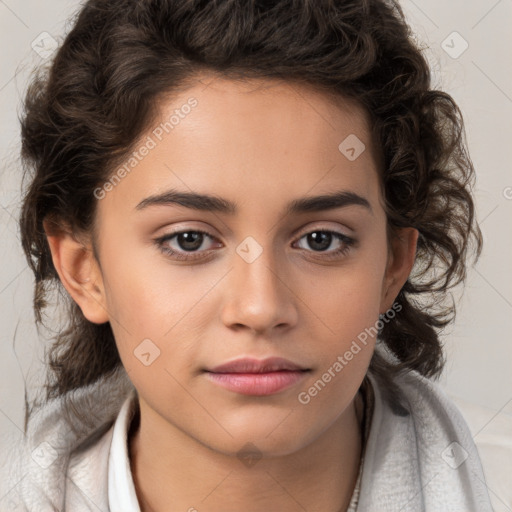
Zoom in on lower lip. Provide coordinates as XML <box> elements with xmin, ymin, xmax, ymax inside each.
<box><xmin>205</xmin><ymin>370</ymin><xmax>308</xmax><ymax>396</ymax></box>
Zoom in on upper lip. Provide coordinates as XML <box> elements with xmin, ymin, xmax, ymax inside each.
<box><xmin>206</xmin><ymin>357</ymin><xmax>308</xmax><ymax>373</ymax></box>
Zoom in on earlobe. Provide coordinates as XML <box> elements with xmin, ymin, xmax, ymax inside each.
<box><xmin>43</xmin><ymin>218</ymin><xmax>109</xmax><ymax>324</ymax></box>
<box><xmin>380</xmin><ymin>227</ymin><xmax>419</xmax><ymax>313</ymax></box>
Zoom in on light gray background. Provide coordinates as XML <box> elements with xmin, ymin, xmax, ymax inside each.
<box><xmin>0</xmin><ymin>0</ymin><xmax>511</xmax><ymax>506</ymax></box>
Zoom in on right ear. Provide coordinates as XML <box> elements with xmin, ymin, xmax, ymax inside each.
<box><xmin>43</xmin><ymin>218</ymin><xmax>110</xmax><ymax>324</ymax></box>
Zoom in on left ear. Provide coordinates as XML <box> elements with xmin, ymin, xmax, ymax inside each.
<box><xmin>380</xmin><ymin>227</ymin><xmax>419</xmax><ymax>313</ymax></box>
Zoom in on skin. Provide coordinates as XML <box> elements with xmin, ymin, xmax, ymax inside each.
<box><xmin>45</xmin><ymin>74</ymin><xmax>418</xmax><ymax>512</ymax></box>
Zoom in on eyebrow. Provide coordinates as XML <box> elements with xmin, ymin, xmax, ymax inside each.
<box><xmin>135</xmin><ymin>189</ymin><xmax>372</xmax><ymax>216</ymax></box>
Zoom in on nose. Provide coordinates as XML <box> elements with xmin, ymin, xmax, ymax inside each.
<box><xmin>220</xmin><ymin>244</ymin><xmax>298</xmax><ymax>336</ymax></box>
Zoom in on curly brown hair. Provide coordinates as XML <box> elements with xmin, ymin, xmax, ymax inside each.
<box><xmin>18</xmin><ymin>0</ymin><xmax>482</xmax><ymax>418</ymax></box>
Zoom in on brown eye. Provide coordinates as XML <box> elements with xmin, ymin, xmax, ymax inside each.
<box><xmin>155</xmin><ymin>229</ymin><xmax>220</xmax><ymax>261</ymax></box>
<box><xmin>293</xmin><ymin>230</ymin><xmax>355</xmax><ymax>259</ymax></box>
<box><xmin>174</xmin><ymin>231</ymin><xmax>206</xmax><ymax>251</ymax></box>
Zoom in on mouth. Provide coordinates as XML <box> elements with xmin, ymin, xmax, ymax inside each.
<box><xmin>203</xmin><ymin>357</ymin><xmax>311</xmax><ymax>396</ymax></box>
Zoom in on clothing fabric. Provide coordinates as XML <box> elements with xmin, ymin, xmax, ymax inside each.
<box><xmin>0</xmin><ymin>349</ymin><xmax>496</xmax><ymax>511</ymax></box>
<box><xmin>347</xmin><ymin>375</ymin><xmax>375</xmax><ymax>512</ymax></box>
<box><xmin>108</xmin><ymin>388</ymin><xmax>140</xmax><ymax>511</ymax></box>
<box><xmin>446</xmin><ymin>393</ymin><xmax>512</xmax><ymax>512</ymax></box>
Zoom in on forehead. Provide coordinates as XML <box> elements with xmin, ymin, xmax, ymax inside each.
<box><xmin>97</xmin><ymin>74</ymin><xmax>383</xmax><ymax>220</ymax></box>
<box><xmin>162</xmin><ymin>74</ymin><xmax>377</xmax><ymax>158</ymax></box>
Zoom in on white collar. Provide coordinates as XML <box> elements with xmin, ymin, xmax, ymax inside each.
<box><xmin>108</xmin><ymin>389</ymin><xmax>141</xmax><ymax>512</ymax></box>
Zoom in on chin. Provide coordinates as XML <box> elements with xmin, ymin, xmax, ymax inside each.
<box><xmin>199</xmin><ymin>416</ymin><xmax>319</xmax><ymax>460</ymax></box>
<box><xmin>208</xmin><ymin>434</ymin><xmax>310</xmax><ymax>461</ymax></box>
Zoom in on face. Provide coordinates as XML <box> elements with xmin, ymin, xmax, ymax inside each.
<box><xmin>50</xmin><ymin>74</ymin><xmax>416</xmax><ymax>458</ymax></box>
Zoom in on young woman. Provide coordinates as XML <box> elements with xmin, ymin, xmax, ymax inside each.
<box><xmin>0</xmin><ymin>0</ymin><xmax>494</xmax><ymax>510</ymax></box>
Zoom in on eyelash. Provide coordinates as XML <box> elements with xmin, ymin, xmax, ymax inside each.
<box><xmin>154</xmin><ymin>228</ymin><xmax>356</xmax><ymax>262</ymax></box>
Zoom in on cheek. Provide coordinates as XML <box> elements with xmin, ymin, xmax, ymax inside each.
<box><xmin>304</xmin><ymin>258</ymin><xmax>386</xmax><ymax>336</ymax></box>
<box><xmin>292</xmin><ymin>266</ymin><xmax>384</xmax><ymax>430</ymax></box>
<box><xmin>98</xmin><ymin>245</ymin><xmax>173</xmax><ymax>367</ymax></box>
<box><xmin>293</xmin><ymin>248</ymin><xmax>388</xmax><ymax>388</ymax></box>
<box><xmin>100</xmin><ymin>243</ymin><xmax>201</xmax><ymax>330</ymax></box>
<box><xmin>100</xmin><ymin>247</ymin><xmax>224</xmax><ymax>375</ymax></box>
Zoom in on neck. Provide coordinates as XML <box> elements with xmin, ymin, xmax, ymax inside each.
<box><xmin>129</xmin><ymin>393</ymin><xmax>363</xmax><ymax>512</ymax></box>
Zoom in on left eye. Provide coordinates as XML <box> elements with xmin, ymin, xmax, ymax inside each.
<box><xmin>293</xmin><ymin>230</ymin><xmax>354</xmax><ymax>255</ymax></box>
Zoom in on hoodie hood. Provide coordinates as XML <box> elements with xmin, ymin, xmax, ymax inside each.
<box><xmin>0</xmin><ymin>365</ymin><xmax>135</xmax><ymax>510</ymax></box>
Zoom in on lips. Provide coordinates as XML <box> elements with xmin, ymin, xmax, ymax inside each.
<box><xmin>207</xmin><ymin>356</ymin><xmax>308</xmax><ymax>374</ymax></box>
<box><xmin>204</xmin><ymin>357</ymin><xmax>310</xmax><ymax>396</ymax></box>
